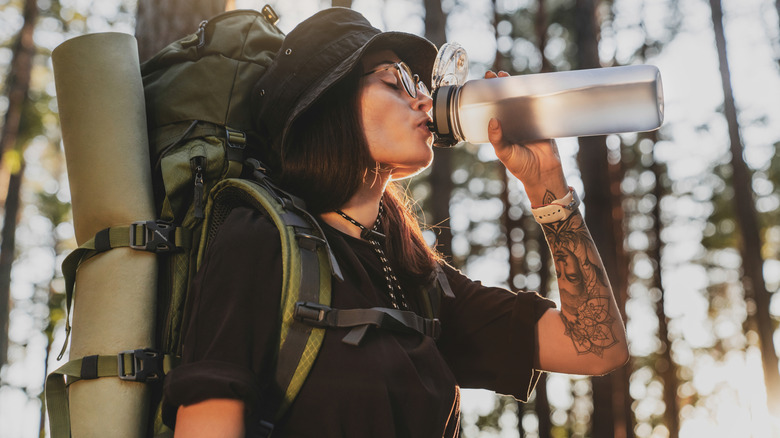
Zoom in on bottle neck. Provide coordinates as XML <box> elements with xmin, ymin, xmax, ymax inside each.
<box><xmin>430</xmin><ymin>85</ymin><xmax>460</xmax><ymax>147</ymax></box>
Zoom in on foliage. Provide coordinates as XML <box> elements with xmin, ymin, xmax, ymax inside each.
<box><xmin>0</xmin><ymin>0</ymin><xmax>778</xmax><ymax>436</ymax></box>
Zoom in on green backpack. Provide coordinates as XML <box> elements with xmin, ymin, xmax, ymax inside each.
<box><xmin>46</xmin><ymin>5</ymin><xmax>449</xmax><ymax>437</ymax></box>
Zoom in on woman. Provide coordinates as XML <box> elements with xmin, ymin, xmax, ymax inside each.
<box><xmin>164</xmin><ymin>7</ymin><xmax>629</xmax><ymax>437</ymax></box>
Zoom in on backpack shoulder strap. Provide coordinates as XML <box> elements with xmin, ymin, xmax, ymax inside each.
<box><xmin>201</xmin><ymin>177</ymin><xmax>341</xmax><ymax>423</ymax></box>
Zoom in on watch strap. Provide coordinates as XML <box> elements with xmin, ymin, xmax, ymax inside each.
<box><xmin>531</xmin><ymin>187</ymin><xmax>580</xmax><ymax>224</ymax></box>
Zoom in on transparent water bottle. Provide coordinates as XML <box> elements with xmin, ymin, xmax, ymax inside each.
<box><xmin>429</xmin><ymin>43</ymin><xmax>664</xmax><ymax>146</ymax></box>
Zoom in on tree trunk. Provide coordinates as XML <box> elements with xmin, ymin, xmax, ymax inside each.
<box><xmin>0</xmin><ymin>166</ymin><xmax>25</xmax><ymax>370</ymax></box>
<box><xmin>0</xmin><ymin>0</ymin><xmax>37</xmax><ymax>371</ymax></box>
<box><xmin>573</xmin><ymin>1</ymin><xmax>632</xmax><ymax>437</ymax></box>
<box><xmin>776</xmin><ymin>0</ymin><xmax>780</xmax><ymax>41</ymax></box>
<box><xmin>525</xmin><ymin>1</ymin><xmax>554</xmax><ymax>435</ymax></box>
<box><xmin>0</xmin><ymin>0</ymin><xmax>36</xmax><ymax>167</ymax></box>
<box><xmin>650</xmin><ymin>149</ymin><xmax>680</xmax><ymax>438</ymax></box>
<box><xmin>536</xmin><ymin>0</ymin><xmax>552</xmax><ymax>73</ymax></box>
<box><xmin>332</xmin><ymin>0</ymin><xmax>353</xmax><ymax>7</ymax></box>
<box><xmin>709</xmin><ymin>0</ymin><xmax>780</xmax><ymax>415</ymax></box>
<box><xmin>424</xmin><ymin>0</ymin><xmax>454</xmax><ymax>258</ymax></box>
<box><xmin>135</xmin><ymin>0</ymin><xmax>227</xmax><ymax>62</ymax></box>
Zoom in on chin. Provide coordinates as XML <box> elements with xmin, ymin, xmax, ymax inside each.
<box><xmin>391</xmin><ymin>157</ymin><xmax>433</xmax><ymax>181</ymax></box>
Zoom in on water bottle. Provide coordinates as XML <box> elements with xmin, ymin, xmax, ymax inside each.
<box><xmin>429</xmin><ymin>43</ymin><xmax>664</xmax><ymax>146</ymax></box>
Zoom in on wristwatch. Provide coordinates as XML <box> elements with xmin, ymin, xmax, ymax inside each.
<box><xmin>531</xmin><ymin>187</ymin><xmax>581</xmax><ymax>224</ymax></box>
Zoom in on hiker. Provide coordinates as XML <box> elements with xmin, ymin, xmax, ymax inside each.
<box><xmin>163</xmin><ymin>7</ymin><xmax>629</xmax><ymax>437</ymax></box>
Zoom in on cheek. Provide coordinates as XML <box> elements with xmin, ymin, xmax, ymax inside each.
<box><xmin>361</xmin><ymin>98</ymin><xmax>405</xmax><ymax>154</ymax></box>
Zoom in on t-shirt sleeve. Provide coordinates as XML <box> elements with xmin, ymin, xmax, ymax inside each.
<box><xmin>436</xmin><ymin>262</ymin><xmax>556</xmax><ymax>402</ymax></box>
<box><xmin>162</xmin><ymin>206</ymin><xmax>283</xmax><ymax>420</ymax></box>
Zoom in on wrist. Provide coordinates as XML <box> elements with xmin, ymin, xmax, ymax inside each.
<box><xmin>524</xmin><ymin>177</ymin><xmax>569</xmax><ymax>206</ymax></box>
<box><xmin>531</xmin><ymin>187</ymin><xmax>581</xmax><ymax>224</ymax></box>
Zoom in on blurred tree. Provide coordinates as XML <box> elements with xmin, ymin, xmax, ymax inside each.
<box><xmin>649</xmin><ymin>144</ymin><xmax>680</xmax><ymax>438</ymax></box>
<box><xmin>491</xmin><ymin>0</ymin><xmax>555</xmax><ymax>435</ymax></box>
<box><xmin>572</xmin><ymin>0</ymin><xmax>633</xmax><ymax>437</ymax></box>
<box><xmin>708</xmin><ymin>0</ymin><xmax>780</xmax><ymax>415</ymax></box>
<box><xmin>424</xmin><ymin>0</ymin><xmax>454</xmax><ymax>259</ymax></box>
<box><xmin>135</xmin><ymin>0</ymin><xmax>227</xmax><ymax>62</ymax></box>
<box><xmin>36</xmin><ymin>187</ymin><xmax>71</xmax><ymax>437</ymax></box>
<box><xmin>611</xmin><ymin>4</ymin><xmax>684</xmax><ymax>435</ymax></box>
<box><xmin>0</xmin><ymin>0</ymin><xmax>38</xmax><ymax>371</ymax></box>
<box><xmin>332</xmin><ymin>0</ymin><xmax>353</xmax><ymax>7</ymax></box>
<box><xmin>776</xmin><ymin>0</ymin><xmax>780</xmax><ymax>46</ymax></box>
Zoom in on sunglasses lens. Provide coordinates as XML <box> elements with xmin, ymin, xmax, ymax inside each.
<box><xmin>416</xmin><ymin>79</ymin><xmax>430</xmax><ymax>97</ymax></box>
<box><xmin>398</xmin><ymin>63</ymin><xmax>417</xmax><ymax>98</ymax></box>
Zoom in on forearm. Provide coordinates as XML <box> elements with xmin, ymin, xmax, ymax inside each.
<box><xmin>539</xmin><ymin>199</ymin><xmax>628</xmax><ymax>372</ymax></box>
<box><xmin>174</xmin><ymin>399</ymin><xmax>245</xmax><ymax>438</ymax></box>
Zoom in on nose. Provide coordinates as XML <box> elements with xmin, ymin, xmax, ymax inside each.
<box><xmin>413</xmin><ymin>91</ymin><xmax>433</xmax><ymax>113</ymax></box>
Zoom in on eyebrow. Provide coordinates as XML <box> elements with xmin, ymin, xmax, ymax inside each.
<box><xmin>372</xmin><ymin>59</ymin><xmax>401</xmax><ymax>70</ymax></box>
<box><xmin>363</xmin><ymin>61</ymin><xmax>398</xmax><ymax>78</ymax></box>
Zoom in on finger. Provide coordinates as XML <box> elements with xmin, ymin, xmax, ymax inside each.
<box><xmin>497</xmin><ymin>71</ymin><xmax>510</xmax><ymax>77</ymax></box>
<box><xmin>487</xmin><ymin>118</ymin><xmax>511</xmax><ymax>150</ymax></box>
<box><xmin>484</xmin><ymin>70</ymin><xmax>498</xmax><ymax>79</ymax></box>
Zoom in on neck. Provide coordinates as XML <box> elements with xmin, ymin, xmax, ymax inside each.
<box><xmin>321</xmin><ymin>173</ymin><xmax>388</xmax><ymax>239</ymax></box>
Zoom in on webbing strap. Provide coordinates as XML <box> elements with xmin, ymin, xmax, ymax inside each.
<box><xmin>273</xmin><ymin>233</ymin><xmax>320</xmax><ymax>400</ymax></box>
<box><xmin>293</xmin><ymin>302</ymin><xmax>442</xmax><ymax>346</ymax></box>
<box><xmin>204</xmin><ymin>178</ymin><xmax>337</xmax><ymax>434</ymax></box>
<box><xmin>436</xmin><ymin>264</ymin><xmax>455</xmax><ymax>299</ymax></box>
<box><xmin>224</xmin><ymin>127</ymin><xmax>247</xmax><ymax>179</ymax></box>
<box><xmin>58</xmin><ymin>222</ymin><xmax>190</xmax><ymax>360</ymax></box>
<box><xmin>45</xmin><ymin>351</ymin><xmax>176</xmax><ymax>438</ymax></box>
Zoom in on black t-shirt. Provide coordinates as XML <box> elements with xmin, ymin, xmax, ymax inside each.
<box><xmin>163</xmin><ymin>207</ymin><xmax>555</xmax><ymax>437</ymax></box>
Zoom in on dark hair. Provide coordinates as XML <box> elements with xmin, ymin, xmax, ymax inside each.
<box><xmin>279</xmin><ymin>67</ymin><xmax>441</xmax><ymax>285</ymax></box>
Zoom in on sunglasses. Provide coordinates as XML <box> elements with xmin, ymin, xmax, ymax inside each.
<box><xmin>363</xmin><ymin>62</ymin><xmax>430</xmax><ymax>99</ymax></box>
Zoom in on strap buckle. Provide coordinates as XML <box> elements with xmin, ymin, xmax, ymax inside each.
<box><xmin>117</xmin><ymin>349</ymin><xmax>164</xmax><ymax>383</ymax></box>
<box><xmin>257</xmin><ymin>420</ymin><xmax>275</xmax><ymax>437</ymax></box>
<box><xmin>225</xmin><ymin>127</ymin><xmax>246</xmax><ymax>163</ymax></box>
<box><xmin>295</xmin><ymin>232</ymin><xmax>327</xmax><ymax>251</ymax></box>
<box><xmin>129</xmin><ymin>220</ymin><xmax>178</xmax><ymax>253</ymax></box>
<box><xmin>426</xmin><ymin>318</ymin><xmax>442</xmax><ymax>340</ymax></box>
<box><xmin>225</xmin><ymin>127</ymin><xmax>246</xmax><ymax>150</ymax></box>
<box><xmin>293</xmin><ymin>302</ymin><xmax>331</xmax><ymax>328</ymax></box>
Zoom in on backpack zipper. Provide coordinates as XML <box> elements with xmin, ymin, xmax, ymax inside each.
<box><xmin>196</xmin><ymin>20</ymin><xmax>208</xmax><ymax>48</ymax></box>
<box><xmin>191</xmin><ymin>156</ymin><xmax>205</xmax><ymax>219</ymax></box>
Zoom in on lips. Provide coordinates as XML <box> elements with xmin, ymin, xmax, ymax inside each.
<box><xmin>417</xmin><ymin>117</ymin><xmax>433</xmax><ymax>131</ymax></box>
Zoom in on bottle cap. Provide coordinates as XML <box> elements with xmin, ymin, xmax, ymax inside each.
<box><xmin>431</xmin><ymin>42</ymin><xmax>469</xmax><ymax>89</ymax></box>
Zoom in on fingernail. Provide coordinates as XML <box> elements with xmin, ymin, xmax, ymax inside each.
<box><xmin>489</xmin><ymin>118</ymin><xmax>498</xmax><ymax>130</ymax></box>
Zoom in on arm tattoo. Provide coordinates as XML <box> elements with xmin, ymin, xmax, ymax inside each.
<box><xmin>540</xmin><ymin>190</ymin><xmax>618</xmax><ymax>357</ymax></box>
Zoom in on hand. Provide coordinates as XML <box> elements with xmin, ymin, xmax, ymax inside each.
<box><xmin>484</xmin><ymin>70</ymin><xmax>569</xmax><ymax>203</ymax></box>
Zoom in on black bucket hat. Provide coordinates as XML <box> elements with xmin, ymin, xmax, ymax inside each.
<box><xmin>252</xmin><ymin>7</ymin><xmax>438</xmax><ymax>158</ymax></box>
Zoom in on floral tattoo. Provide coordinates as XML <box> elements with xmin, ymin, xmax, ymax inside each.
<box><xmin>541</xmin><ymin>191</ymin><xmax>618</xmax><ymax>357</ymax></box>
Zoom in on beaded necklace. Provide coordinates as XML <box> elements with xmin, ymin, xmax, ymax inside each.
<box><xmin>336</xmin><ymin>200</ymin><xmax>409</xmax><ymax>310</ymax></box>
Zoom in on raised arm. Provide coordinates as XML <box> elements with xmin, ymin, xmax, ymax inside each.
<box><xmin>484</xmin><ymin>80</ymin><xmax>629</xmax><ymax>374</ymax></box>
<box><xmin>533</xmin><ymin>200</ymin><xmax>629</xmax><ymax>375</ymax></box>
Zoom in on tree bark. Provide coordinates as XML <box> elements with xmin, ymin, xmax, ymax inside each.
<box><xmin>520</xmin><ymin>1</ymin><xmax>554</xmax><ymax>434</ymax></box>
<box><xmin>536</xmin><ymin>0</ymin><xmax>552</xmax><ymax>73</ymax></box>
<box><xmin>135</xmin><ymin>0</ymin><xmax>227</xmax><ymax>62</ymax></box>
<box><xmin>424</xmin><ymin>0</ymin><xmax>454</xmax><ymax>258</ymax></box>
<box><xmin>0</xmin><ymin>0</ymin><xmax>37</xmax><ymax>371</ymax></box>
<box><xmin>650</xmin><ymin>150</ymin><xmax>680</xmax><ymax>438</ymax></box>
<box><xmin>573</xmin><ymin>1</ymin><xmax>632</xmax><ymax>437</ymax></box>
<box><xmin>0</xmin><ymin>166</ymin><xmax>25</xmax><ymax>371</ymax></box>
<box><xmin>709</xmin><ymin>0</ymin><xmax>780</xmax><ymax>415</ymax></box>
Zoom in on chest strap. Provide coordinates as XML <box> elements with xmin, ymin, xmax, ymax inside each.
<box><xmin>293</xmin><ymin>302</ymin><xmax>441</xmax><ymax>346</ymax></box>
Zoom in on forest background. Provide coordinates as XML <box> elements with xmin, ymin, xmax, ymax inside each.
<box><xmin>0</xmin><ymin>0</ymin><xmax>779</xmax><ymax>437</ymax></box>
